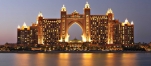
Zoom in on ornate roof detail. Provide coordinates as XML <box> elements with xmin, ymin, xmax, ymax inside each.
<box><xmin>131</xmin><ymin>21</ymin><xmax>134</xmax><ymax>25</ymax></box>
<box><xmin>122</xmin><ymin>18</ymin><xmax>132</xmax><ymax>26</ymax></box>
<box><xmin>74</xmin><ymin>10</ymin><xmax>78</xmax><ymax>13</ymax></box>
<box><xmin>38</xmin><ymin>11</ymin><xmax>43</xmax><ymax>17</ymax></box>
<box><xmin>85</xmin><ymin>2</ymin><xmax>90</xmax><ymax>8</ymax></box>
<box><xmin>23</xmin><ymin>22</ymin><xmax>27</xmax><ymax>28</ymax></box>
<box><xmin>17</xmin><ymin>25</ymin><xmax>20</xmax><ymax>29</ymax></box>
<box><xmin>106</xmin><ymin>8</ymin><xmax>113</xmax><ymax>15</ymax></box>
<box><xmin>125</xmin><ymin>18</ymin><xmax>128</xmax><ymax>23</ymax></box>
<box><xmin>61</xmin><ymin>4</ymin><xmax>66</xmax><ymax>11</ymax></box>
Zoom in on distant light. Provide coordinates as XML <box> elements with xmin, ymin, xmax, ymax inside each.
<box><xmin>38</xmin><ymin>11</ymin><xmax>43</xmax><ymax>17</ymax></box>
<box><xmin>36</xmin><ymin>21</ymin><xmax>38</xmax><ymax>24</ymax></box>
<box><xmin>61</xmin><ymin>4</ymin><xmax>66</xmax><ymax>11</ymax></box>
<box><xmin>125</xmin><ymin>18</ymin><xmax>129</xmax><ymax>23</ymax></box>
<box><xmin>106</xmin><ymin>8</ymin><xmax>113</xmax><ymax>15</ymax></box>
<box><xmin>125</xmin><ymin>18</ymin><xmax>128</xmax><ymax>22</ymax></box>
<box><xmin>131</xmin><ymin>21</ymin><xmax>134</xmax><ymax>25</ymax></box>
<box><xmin>17</xmin><ymin>25</ymin><xmax>20</xmax><ymax>29</ymax></box>
<box><xmin>23</xmin><ymin>22</ymin><xmax>27</xmax><ymax>28</ymax></box>
<box><xmin>85</xmin><ymin>1</ymin><xmax>90</xmax><ymax>8</ymax></box>
<box><xmin>74</xmin><ymin>10</ymin><xmax>78</xmax><ymax>13</ymax></box>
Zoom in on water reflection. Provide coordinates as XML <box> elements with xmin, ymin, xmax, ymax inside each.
<box><xmin>1</xmin><ymin>53</ymin><xmax>150</xmax><ymax>66</ymax></box>
<box><xmin>58</xmin><ymin>53</ymin><xmax>70</xmax><ymax>66</ymax></box>
<box><xmin>82</xmin><ymin>53</ymin><xmax>93</xmax><ymax>66</ymax></box>
<box><xmin>14</xmin><ymin>53</ymin><xmax>30</xmax><ymax>66</ymax></box>
<box><xmin>121</xmin><ymin>53</ymin><xmax>137</xmax><ymax>66</ymax></box>
<box><xmin>105</xmin><ymin>53</ymin><xmax>115</xmax><ymax>66</ymax></box>
<box><xmin>36</xmin><ymin>53</ymin><xmax>46</xmax><ymax>66</ymax></box>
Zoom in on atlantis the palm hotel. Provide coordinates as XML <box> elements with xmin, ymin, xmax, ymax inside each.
<box><xmin>17</xmin><ymin>2</ymin><xmax>134</xmax><ymax>51</ymax></box>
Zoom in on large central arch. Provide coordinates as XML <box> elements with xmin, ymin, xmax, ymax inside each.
<box><xmin>60</xmin><ymin>8</ymin><xmax>91</xmax><ymax>43</ymax></box>
<box><xmin>67</xmin><ymin>21</ymin><xmax>84</xmax><ymax>42</ymax></box>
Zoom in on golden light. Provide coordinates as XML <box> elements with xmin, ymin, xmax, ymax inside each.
<box><xmin>38</xmin><ymin>11</ymin><xmax>43</xmax><ymax>17</ymax></box>
<box><xmin>58</xmin><ymin>53</ymin><xmax>70</xmax><ymax>66</ymax></box>
<box><xmin>61</xmin><ymin>4</ymin><xmax>66</xmax><ymax>11</ymax></box>
<box><xmin>107</xmin><ymin>38</ymin><xmax>113</xmax><ymax>44</ymax></box>
<box><xmin>131</xmin><ymin>21</ymin><xmax>134</xmax><ymax>25</ymax></box>
<box><xmin>122</xmin><ymin>18</ymin><xmax>131</xmax><ymax>26</ymax></box>
<box><xmin>14</xmin><ymin>54</ymin><xmax>30</xmax><ymax>66</ymax></box>
<box><xmin>37</xmin><ymin>53</ymin><xmax>45</xmax><ymax>59</ymax></box>
<box><xmin>107</xmin><ymin>53</ymin><xmax>114</xmax><ymax>58</ymax></box>
<box><xmin>105</xmin><ymin>53</ymin><xmax>115</xmax><ymax>66</ymax></box>
<box><xmin>89</xmin><ymin>38</ymin><xmax>92</xmax><ymax>42</ymax></box>
<box><xmin>121</xmin><ymin>53</ymin><xmax>137</xmax><ymax>66</ymax></box>
<box><xmin>17</xmin><ymin>25</ymin><xmax>20</xmax><ymax>29</ymax></box>
<box><xmin>106</xmin><ymin>8</ymin><xmax>113</xmax><ymax>15</ymax></box>
<box><xmin>38</xmin><ymin>37</ymin><xmax>44</xmax><ymax>44</ymax></box>
<box><xmin>59</xmin><ymin>53</ymin><xmax>69</xmax><ymax>59</ymax></box>
<box><xmin>65</xmin><ymin>34</ymin><xmax>70</xmax><ymax>42</ymax></box>
<box><xmin>85</xmin><ymin>1</ymin><xmax>90</xmax><ymax>8</ymax></box>
<box><xmin>82</xmin><ymin>35</ymin><xmax>86</xmax><ymax>42</ymax></box>
<box><xmin>82</xmin><ymin>53</ymin><xmax>93</xmax><ymax>66</ymax></box>
<box><xmin>74</xmin><ymin>10</ymin><xmax>78</xmax><ymax>13</ymax></box>
<box><xmin>23</xmin><ymin>22</ymin><xmax>27</xmax><ymax>28</ymax></box>
<box><xmin>36</xmin><ymin>21</ymin><xmax>38</xmax><ymax>24</ymax></box>
<box><xmin>59</xmin><ymin>38</ymin><xmax>63</xmax><ymax>42</ymax></box>
<box><xmin>125</xmin><ymin>18</ymin><xmax>128</xmax><ymax>23</ymax></box>
<box><xmin>19</xmin><ymin>22</ymin><xmax>30</xmax><ymax>30</ymax></box>
<box><xmin>82</xmin><ymin>53</ymin><xmax>92</xmax><ymax>59</ymax></box>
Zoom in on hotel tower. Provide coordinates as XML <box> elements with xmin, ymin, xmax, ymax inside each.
<box><xmin>17</xmin><ymin>2</ymin><xmax>134</xmax><ymax>45</ymax></box>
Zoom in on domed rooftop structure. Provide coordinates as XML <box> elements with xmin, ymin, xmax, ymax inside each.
<box><xmin>69</xmin><ymin>37</ymin><xmax>82</xmax><ymax>43</ymax></box>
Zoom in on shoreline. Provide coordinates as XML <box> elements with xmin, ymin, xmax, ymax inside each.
<box><xmin>0</xmin><ymin>51</ymin><xmax>151</xmax><ymax>53</ymax></box>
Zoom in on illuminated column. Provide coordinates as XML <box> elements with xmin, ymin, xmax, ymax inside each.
<box><xmin>131</xmin><ymin>21</ymin><xmax>134</xmax><ymax>44</ymax></box>
<box><xmin>84</xmin><ymin>2</ymin><xmax>91</xmax><ymax>42</ymax></box>
<box><xmin>60</xmin><ymin>5</ymin><xmax>67</xmax><ymax>42</ymax></box>
<box><xmin>82</xmin><ymin>35</ymin><xmax>86</xmax><ymax>42</ymax></box>
<box><xmin>17</xmin><ymin>25</ymin><xmax>21</xmax><ymax>44</ymax></box>
<box><xmin>37</xmin><ymin>12</ymin><xmax>44</xmax><ymax>44</ymax></box>
<box><xmin>106</xmin><ymin>8</ymin><xmax>114</xmax><ymax>44</ymax></box>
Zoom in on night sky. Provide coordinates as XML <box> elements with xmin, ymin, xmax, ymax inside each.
<box><xmin>0</xmin><ymin>0</ymin><xmax>151</xmax><ymax>44</ymax></box>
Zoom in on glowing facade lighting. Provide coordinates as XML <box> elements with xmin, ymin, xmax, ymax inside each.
<box><xmin>23</xmin><ymin>22</ymin><xmax>27</xmax><ymax>28</ymax></box>
<box><xmin>65</xmin><ymin>34</ymin><xmax>70</xmax><ymax>42</ymax></box>
<box><xmin>81</xmin><ymin>35</ymin><xmax>86</xmax><ymax>42</ymax></box>
<box><xmin>125</xmin><ymin>18</ymin><xmax>128</xmax><ymax>23</ymax></box>
<box><xmin>61</xmin><ymin>4</ymin><xmax>66</xmax><ymax>11</ymax></box>
<box><xmin>17</xmin><ymin>2</ymin><xmax>134</xmax><ymax>45</ymax></box>
<box><xmin>38</xmin><ymin>11</ymin><xmax>43</xmax><ymax>17</ymax></box>
<box><xmin>106</xmin><ymin>8</ymin><xmax>113</xmax><ymax>15</ymax></box>
<box><xmin>74</xmin><ymin>10</ymin><xmax>78</xmax><ymax>13</ymax></box>
<box><xmin>17</xmin><ymin>25</ymin><xmax>20</xmax><ymax>29</ymax></box>
<box><xmin>85</xmin><ymin>2</ymin><xmax>90</xmax><ymax>8</ymax></box>
<box><xmin>36</xmin><ymin>21</ymin><xmax>38</xmax><ymax>24</ymax></box>
<box><xmin>131</xmin><ymin>21</ymin><xmax>134</xmax><ymax>25</ymax></box>
<box><xmin>122</xmin><ymin>18</ymin><xmax>132</xmax><ymax>26</ymax></box>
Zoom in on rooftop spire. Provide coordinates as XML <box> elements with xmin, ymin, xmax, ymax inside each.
<box><xmin>61</xmin><ymin>4</ymin><xmax>66</xmax><ymax>11</ymax></box>
<box><xmin>125</xmin><ymin>18</ymin><xmax>128</xmax><ymax>23</ymax></box>
<box><xmin>123</xmin><ymin>18</ymin><xmax>130</xmax><ymax>25</ymax></box>
<box><xmin>23</xmin><ymin>22</ymin><xmax>27</xmax><ymax>28</ymax></box>
<box><xmin>85</xmin><ymin>1</ymin><xmax>90</xmax><ymax>8</ymax></box>
<box><xmin>74</xmin><ymin>10</ymin><xmax>78</xmax><ymax>13</ymax></box>
<box><xmin>106</xmin><ymin>8</ymin><xmax>113</xmax><ymax>15</ymax></box>
<box><xmin>131</xmin><ymin>21</ymin><xmax>134</xmax><ymax>25</ymax></box>
<box><xmin>38</xmin><ymin>11</ymin><xmax>43</xmax><ymax>17</ymax></box>
<box><xmin>17</xmin><ymin>25</ymin><xmax>20</xmax><ymax>29</ymax></box>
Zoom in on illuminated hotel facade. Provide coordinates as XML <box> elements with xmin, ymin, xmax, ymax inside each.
<box><xmin>17</xmin><ymin>2</ymin><xmax>134</xmax><ymax>45</ymax></box>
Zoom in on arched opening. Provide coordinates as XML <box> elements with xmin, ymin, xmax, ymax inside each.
<box><xmin>68</xmin><ymin>23</ymin><xmax>82</xmax><ymax>41</ymax></box>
